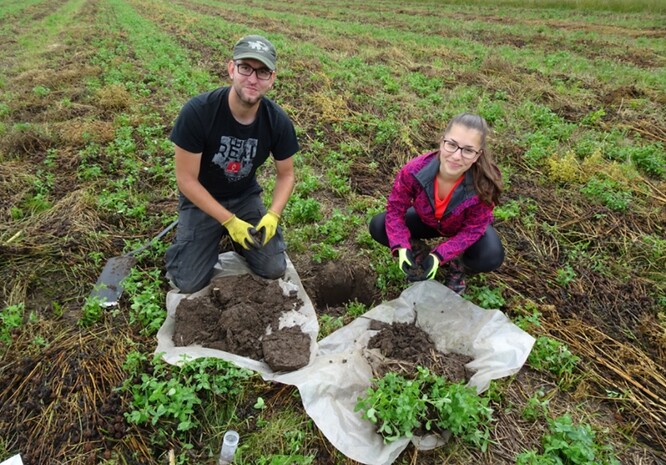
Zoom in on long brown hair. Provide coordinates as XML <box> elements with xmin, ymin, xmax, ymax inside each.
<box><xmin>442</xmin><ymin>113</ymin><xmax>502</xmax><ymax>206</ymax></box>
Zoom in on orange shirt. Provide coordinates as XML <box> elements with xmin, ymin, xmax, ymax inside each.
<box><xmin>434</xmin><ymin>175</ymin><xmax>464</xmax><ymax>219</ymax></box>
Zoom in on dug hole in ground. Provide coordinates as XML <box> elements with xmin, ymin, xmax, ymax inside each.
<box><xmin>156</xmin><ymin>252</ymin><xmax>535</xmax><ymax>465</ymax></box>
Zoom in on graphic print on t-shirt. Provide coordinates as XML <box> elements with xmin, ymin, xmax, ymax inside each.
<box><xmin>211</xmin><ymin>136</ymin><xmax>257</xmax><ymax>182</ymax></box>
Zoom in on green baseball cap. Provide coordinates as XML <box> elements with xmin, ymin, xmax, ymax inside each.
<box><xmin>233</xmin><ymin>35</ymin><xmax>277</xmax><ymax>71</ymax></box>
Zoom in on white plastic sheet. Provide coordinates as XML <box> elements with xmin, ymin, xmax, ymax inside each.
<box><xmin>156</xmin><ymin>252</ymin><xmax>319</xmax><ymax>374</ymax></box>
<box><xmin>156</xmin><ymin>253</ymin><xmax>535</xmax><ymax>465</ymax></box>
<box><xmin>0</xmin><ymin>455</ymin><xmax>23</xmax><ymax>465</ymax></box>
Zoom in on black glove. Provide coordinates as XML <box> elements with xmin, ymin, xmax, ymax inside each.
<box><xmin>407</xmin><ymin>253</ymin><xmax>440</xmax><ymax>282</ymax></box>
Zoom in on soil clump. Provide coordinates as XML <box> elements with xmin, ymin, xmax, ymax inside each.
<box><xmin>173</xmin><ymin>274</ymin><xmax>311</xmax><ymax>372</ymax></box>
<box><xmin>367</xmin><ymin>320</ymin><xmax>474</xmax><ymax>383</ymax></box>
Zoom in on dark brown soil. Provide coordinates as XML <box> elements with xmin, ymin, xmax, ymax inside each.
<box><xmin>400</xmin><ymin>239</ymin><xmax>436</xmax><ymax>281</ymax></box>
<box><xmin>172</xmin><ymin>274</ymin><xmax>311</xmax><ymax>372</ymax></box>
<box><xmin>304</xmin><ymin>260</ymin><xmax>380</xmax><ymax>315</ymax></box>
<box><xmin>367</xmin><ymin>320</ymin><xmax>474</xmax><ymax>383</ymax></box>
<box><xmin>173</xmin><ymin>270</ymin><xmax>472</xmax><ymax>382</ymax></box>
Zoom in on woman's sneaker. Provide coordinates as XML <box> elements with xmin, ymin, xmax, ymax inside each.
<box><xmin>445</xmin><ymin>259</ymin><xmax>466</xmax><ymax>295</ymax></box>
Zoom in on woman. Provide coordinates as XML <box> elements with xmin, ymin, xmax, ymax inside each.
<box><xmin>369</xmin><ymin>113</ymin><xmax>504</xmax><ymax>294</ymax></box>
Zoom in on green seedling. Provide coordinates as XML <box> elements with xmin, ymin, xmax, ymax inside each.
<box><xmin>123</xmin><ymin>268</ymin><xmax>166</xmax><ymax>336</ymax></box>
<box><xmin>493</xmin><ymin>199</ymin><xmax>521</xmax><ymax>222</ymax></box>
<box><xmin>356</xmin><ymin>371</ymin><xmax>426</xmax><ymax>442</ymax></box>
<box><xmin>465</xmin><ymin>285</ymin><xmax>506</xmax><ymax>309</ymax></box>
<box><xmin>517</xmin><ymin>414</ymin><xmax>619</xmax><ymax>465</ymax></box>
<box><xmin>528</xmin><ymin>336</ymin><xmax>580</xmax><ymax>389</ymax></box>
<box><xmin>32</xmin><ymin>85</ymin><xmax>50</xmax><ymax>97</ymax></box>
<box><xmin>78</xmin><ymin>294</ymin><xmax>105</xmax><ymax>327</ymax></box>
<box><xmin>555</xmin><ymin>265</ymin><xmax>576</xmax><ymax>287</ymax></box>
<box><xmin>356</xmin><ymin>367</ymin><xmax>492</xmax><ymax>450</ymax></box>
<box><xmin>121</xmin><ymin>353</ymin><xmax>252</xmax><ymax>440</ymax></box>
<box><xmin>581</xmin><ymin>176</ymin><xmax>632</xmax><ymax>211</ymax></box>
<box><xmin>318</xmin><ymin>314</ymin><xmax>344</xmax><ymax>339</ymax></box>
<box><xmin>284</xmin><ymin>196</ymin><xmax>322</xmax><ymax>224</ymax></box>
<box><xmin>345</xmin><ymin>300</ymin><xmax>368</xmax><ymax>318</ymax></box>
<box><xmin>513</xmin><ymin>302</ymin><xmax>543</xmax><ymax>332</ymax></box>
<box><xmin>312</xmin><ymin>243</ymin><xmax>340</xmax><ymax>263</ymax></box>
<box><xmin>1</xmin><ymin>303</ymin><xmax>27</xmax><ymax>345</ymax></box>
<box><xmin>522</xmin><ymin>389</ymin><xmax>550</xmax><ymax>421</ymax></box>
<box><xmin>254</xmin><ymin>397</ymin><xmax>266</xmax><ymax>410</ymax></box>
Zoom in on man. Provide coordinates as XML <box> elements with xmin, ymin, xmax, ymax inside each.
<box><xmin>166</xmin><ymin>35</ymin><xmax>299</xmax><ymax>293</ymax></box>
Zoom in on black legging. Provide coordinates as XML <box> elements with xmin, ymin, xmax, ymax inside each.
<box><xmin>369</xmin><ymin>208</ymin><xmax>504</xmax><ymax>273</ymax></box>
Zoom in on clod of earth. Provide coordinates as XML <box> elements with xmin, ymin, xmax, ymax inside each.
<box><xmin>404</xmin><ymin>262</ymin><xmax>428</xmax><ymax>281</ymax></box>
<box><xmin>262</xmin><ymin>326</ymin><xmax>311</xmax><ymax>371</ymax></box>
<box><xmin>403</xmin><ymin>240</ymin><xmax>433</xmax><ymax>281</ymax></box>
<box><xmin>248</xmin><ymin>227</ymin><xmax>264</xmax><ymax>247</ymax></box>
<box><xmin>173</xmin><ymin>274</ymin><xmax>311</xmax><ymax>372</ymax></box>
<box><xmin>367</xmin><ymin>320</ymin><xmax>474</xmax><ymax>383</ymax></box>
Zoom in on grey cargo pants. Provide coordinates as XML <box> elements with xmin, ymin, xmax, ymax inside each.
<box><xmin>165</xmin><ymin>190</ymin><xmax>286</xmax><ymax>293</ymax></box>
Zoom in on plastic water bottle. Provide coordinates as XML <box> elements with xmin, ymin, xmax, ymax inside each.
<box><xmin>218</xmin><ymin>430</ymin><xmax>239</xmax><ymax>464</ymax></box>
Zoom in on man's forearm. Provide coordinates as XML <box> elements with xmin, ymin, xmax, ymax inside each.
<box><xmin>179</xmin><ymin>179</ymin><xmax>233</xmax><ymax>224</ymax></box>
<box><xmin>268</xmin><ymin>173</ymin><xmax>295</xmax><ymax>215</ymax></box>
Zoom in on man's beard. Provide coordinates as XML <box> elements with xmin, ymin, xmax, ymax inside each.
<box><xmin>232</xmin><ymin>83</ymin><xmax>262</xmax><ymax>107</ymax></box>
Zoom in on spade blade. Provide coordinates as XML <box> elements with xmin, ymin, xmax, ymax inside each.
<box><xmin>89</xmin><ymin>255</ymin><xmax>137</xmax><ymax>307</ymax></box>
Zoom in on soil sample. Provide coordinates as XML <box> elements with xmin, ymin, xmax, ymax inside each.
<box><xmin>403</xmin><ymin>262</ymin><xmax>429</xmax><ymax>281</ymax></box>
<box><xmin>367</xmin><ymin>320</ymin><xmax>473</xmax><ymax>383</ymax></box>
<box><xmin>262</xmin><ymin>326</ymin><xmax>311</xmax><ymax>371</ymax></box>
<box><xmin>173</xmin><ymin>274</ymin><xmax>311</xmax><ymax>371</ymax></box>
<box><xmin>402</xmin><ymin>240</ymin><xmax>434</xmax><ymax>281</ymax></box>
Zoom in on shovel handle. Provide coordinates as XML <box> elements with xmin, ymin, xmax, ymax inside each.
<box><xmin>128</xmin><ymin>219</ymin><xmax>179</xmax><ymax>256</ymax></box>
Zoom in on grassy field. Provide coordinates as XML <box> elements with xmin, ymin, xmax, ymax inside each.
<box><xmin>1</xmin><ymin>0</ymin><xmax>665</xmax><ymax>464</ymax></box>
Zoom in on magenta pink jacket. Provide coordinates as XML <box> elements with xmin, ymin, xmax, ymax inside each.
<box><xmin>386</xmin><ymin>151</ymin><xmax>495</xmax><ymax>263</ymax></box>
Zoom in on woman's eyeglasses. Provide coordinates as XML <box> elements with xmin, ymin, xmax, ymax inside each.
<box><xmin>441</xmin><ymin>139</ymin><xmax>482</xmax><ymax>159</ymax></box>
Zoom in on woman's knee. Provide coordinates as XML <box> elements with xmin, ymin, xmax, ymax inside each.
<box><xmin>463</xmin><ymin>226</ymin><xmax>504</xmax><ymax>272</ymax></box>
<box><xmin>483</xmin><ymin>246</ymin><xmax>505</xmax><ymax>271</ymax></box>
<box><xmin>369</xmin><ymin>212</ymin><xmax>389</xmax><ymax>246</ymax></box>
<box><xmin>462</xmin><ymin>251</ymin><xmax>503</xmax><ymax>273</ymax></box>
<box><xmin>483</xmin><ymin>227</ymin><xmax>505</xmax><ymax>270</ymax></box>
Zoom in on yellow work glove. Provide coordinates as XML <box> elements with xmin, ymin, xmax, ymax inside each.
<box><xmin>397</xmin><ymin>248</ymin><xmax>416</xmax><ymax>275</ymax></box>
<box><xmin>399</xmin><ymin>249</ymin><xmax>440</xmax><ymax>282</ymax></box>
<box><xmin>222</xmin><ymin>215</ymin><xmax>258</xmax><ymax>250</ymax></box>
<box><xmin>415</xmin><ymin>253</ymin><xmax>439</xmax><ymax>281</ymax></box>
<box><xmin>256</xmin><ymin>210</ymin><xmax>280</xmax><ymax>246</ymax></box>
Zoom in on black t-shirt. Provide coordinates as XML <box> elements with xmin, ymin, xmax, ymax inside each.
<box><xmin>170</xmin><ymin>87</ymin><xmax>300</xmax><ymax>199</ymax></box>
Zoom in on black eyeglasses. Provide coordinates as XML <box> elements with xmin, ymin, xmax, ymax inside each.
<box><xmin>234</xmin><ymin>62</ymin><xmax>273</xmax><ymax>80</ymax></box>
<box><xmin>441</xmin><ymin>139</ymin><xmax>482</xmax><ymax>160</ymax></box>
